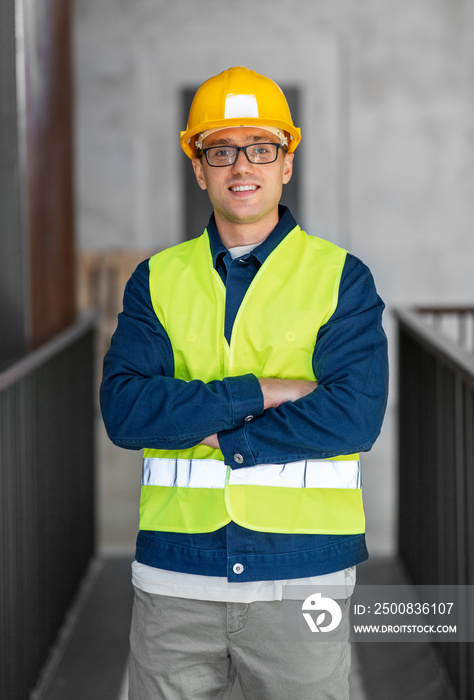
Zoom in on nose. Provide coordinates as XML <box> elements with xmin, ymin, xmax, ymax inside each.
<box><xmin>231</xmin><ymin>148</ymin><xmax>253</xmax><ymax>174</ymax></box>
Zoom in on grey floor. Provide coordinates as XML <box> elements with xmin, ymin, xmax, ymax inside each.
<box><xmin>32</xmin><ymin>408</ymin><xmax>455</xmax><ymax>699</ymax></box>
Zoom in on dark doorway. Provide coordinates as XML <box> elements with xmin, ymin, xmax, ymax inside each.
<box><xmin>181</xmin><ymin>87</ymin><xmax>301</xmax><ymax>240</ymax></box>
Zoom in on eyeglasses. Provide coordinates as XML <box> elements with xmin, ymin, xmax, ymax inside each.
<box><xmin>201</xmin><ymin>142</ymin><xmax>285</xmax><ymax>167</ymax></box>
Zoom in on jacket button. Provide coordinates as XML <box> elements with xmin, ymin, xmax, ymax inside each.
<box><xmin>234</xmin><ymin>453</ymin><xmax>244</xmax><ymax>464</ymax></box>
<box><xmin>244</xmin><ymin>415</ymin><xmax>254</xmax><ymax>422</ymax></box>
<box><xmin>233</xmin><ymin>563</ymin><xmax>244</xmax><ymax>574</ymax></box>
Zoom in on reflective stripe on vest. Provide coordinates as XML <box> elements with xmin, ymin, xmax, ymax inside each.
<box><xmin>139</xmin><ymin>457</ymin><xmax>364</xmax><ymax>535</ymax></box>
<box><xmin>141</xmin><ymin>226</ymin><xmax>366</xmax><ymax>535</ymax></box>
<box><xmin>142</xmin><ymin>457</ymin><xmax>361</xmax><ymax>489</ymax></box>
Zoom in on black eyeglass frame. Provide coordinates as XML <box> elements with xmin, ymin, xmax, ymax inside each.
<box><xmin>200</xmin><ymin>142</ymin><xmax>286</xmax><ymax>167</ymax></box>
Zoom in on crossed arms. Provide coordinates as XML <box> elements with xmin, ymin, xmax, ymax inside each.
<box><xmin>200</xmin><ymin>378</ymin><xmax>317</xmax><ymax>449</ymax></box>
<box><xmin>100</xmin><ymin>255</ymin><xmax>388</xmax><ymax>468</ymax></box>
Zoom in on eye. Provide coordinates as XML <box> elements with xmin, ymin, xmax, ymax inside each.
<box><xmin>213</xmin><ymin>147</ymin><xmax>234</xmax><ymax>158</ymax></box>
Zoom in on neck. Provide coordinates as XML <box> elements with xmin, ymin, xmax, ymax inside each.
<box><xmin>214</xmin><ymin>210</ymin><xmax>279</xmax><ymax>249</ymax></box>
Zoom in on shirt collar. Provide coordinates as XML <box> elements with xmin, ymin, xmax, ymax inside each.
<box><xmin>207</xmin><ymin>206</ymin><xmax>298</xmax><ymax>270</ymax></box>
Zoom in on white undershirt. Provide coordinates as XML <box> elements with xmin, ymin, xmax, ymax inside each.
<box><xmin>132</xmin><ymin>562</ymin><xmax>356</xmax><ymax>603</ymax></box>
<box><xmin>228</xmin><ymin>243</ymin><xmax>259</xmax><ymax>258</ymax></box>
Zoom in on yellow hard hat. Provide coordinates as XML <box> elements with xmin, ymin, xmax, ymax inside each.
<box><xmin>180</xmin><ymin>66</ymin><xmax>301</xmax><ymax>159</ymax></box>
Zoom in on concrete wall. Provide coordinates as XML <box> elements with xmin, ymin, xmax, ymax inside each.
<box><xmin>74</xmin><ymin>0</ymin><xmax>474</xmax><ymax>555</ymax></box>
<box><xmin>73</xmin><ymin>0</ymin><xmax>474</xmax><ymax>298</ymax></box>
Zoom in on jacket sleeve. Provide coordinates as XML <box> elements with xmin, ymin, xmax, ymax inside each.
<box><xmin>217</xmin><ymin>254</ymin><xmax>389</xmax><ymax>467</ymax></box>
<box><xmin>100</xmin><ymin>260</ymin><xmax>264</xmax><ymax>449</ymax></box>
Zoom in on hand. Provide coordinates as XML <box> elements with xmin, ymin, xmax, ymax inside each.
<box><xmin>198</xmin><ymin>379</ymin><xmax>317</xmax><ymax>446</ymax></box>
<box><xmin>199</xmin><ymin>433</ymin><xmax>220</xmax><ymax>449</ymax></box>
<box><xmin>258</xmin><ymin>377</ymin><xmax>318</xmax><ymax>410</ymax></box>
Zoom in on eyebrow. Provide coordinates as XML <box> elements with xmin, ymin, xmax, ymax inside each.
<box><xmin>207</xmin><ymin>135</ymin><xmax>276</xmax><ymax>147</ymax></box>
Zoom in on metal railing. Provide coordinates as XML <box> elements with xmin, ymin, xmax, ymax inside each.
<box><xmin>395</xmin><ymin>306</ymin><xmax>474</xmax><ymax>700</ymax></box>
<box><xmin>0</xmin><ymin>312</ymin><xmax>97</xmax><ymax>700</ymax></box>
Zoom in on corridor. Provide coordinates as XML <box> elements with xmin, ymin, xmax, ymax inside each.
<box><xmin>3</xmin><ymin>1</ymin><xmax>474</xmax><ymax>698</ymax></box>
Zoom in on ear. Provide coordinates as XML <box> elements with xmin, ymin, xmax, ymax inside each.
<box><xmin>282</xmin><ymin>152</ymin><xmax>294</xmax><ymax>185</ymax></box>
<box><xmin>192</xmin><ymin>158</ymin><xmax>208</xmax><ymax>191</ymax></box>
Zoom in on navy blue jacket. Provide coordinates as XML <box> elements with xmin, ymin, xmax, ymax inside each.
<box><xmin>100</xmin><ymin>207</ymin><xmax>389</xmax><ymax>581</ymax></box>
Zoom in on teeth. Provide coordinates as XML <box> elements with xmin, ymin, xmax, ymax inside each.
<box><xmin>231</xmin><ymin>185</ymin><xmax>257</xmax><ymax>192</ymax></box>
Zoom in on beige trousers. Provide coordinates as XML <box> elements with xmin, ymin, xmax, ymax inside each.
<box><xmin>128</xmin><ymin>586</ymin><xmax>351</xmax><ymax>700</ymax></box>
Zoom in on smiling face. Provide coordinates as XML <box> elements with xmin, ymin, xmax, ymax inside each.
<box><xmin>192</xmin><ymin>127</ymin><xmax>294</xmax><ymax>247</ymax></box>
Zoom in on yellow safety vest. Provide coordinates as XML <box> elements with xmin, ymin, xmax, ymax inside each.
<box><xmin>140</xmin><ymin>225</ymin><xmax>365</xmax><ymax>535</ymax></box>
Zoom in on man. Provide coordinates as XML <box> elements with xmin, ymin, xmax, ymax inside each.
<box><xmin>101</xmin><ymin>66</ymin><xmax>388</xmax><ymax>700</ymax></box>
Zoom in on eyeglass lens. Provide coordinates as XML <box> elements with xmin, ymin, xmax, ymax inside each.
<box><xmin>205</xmin><ymin>143</ymin><xmax>279</xmax><ymax>166</ymax></box>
